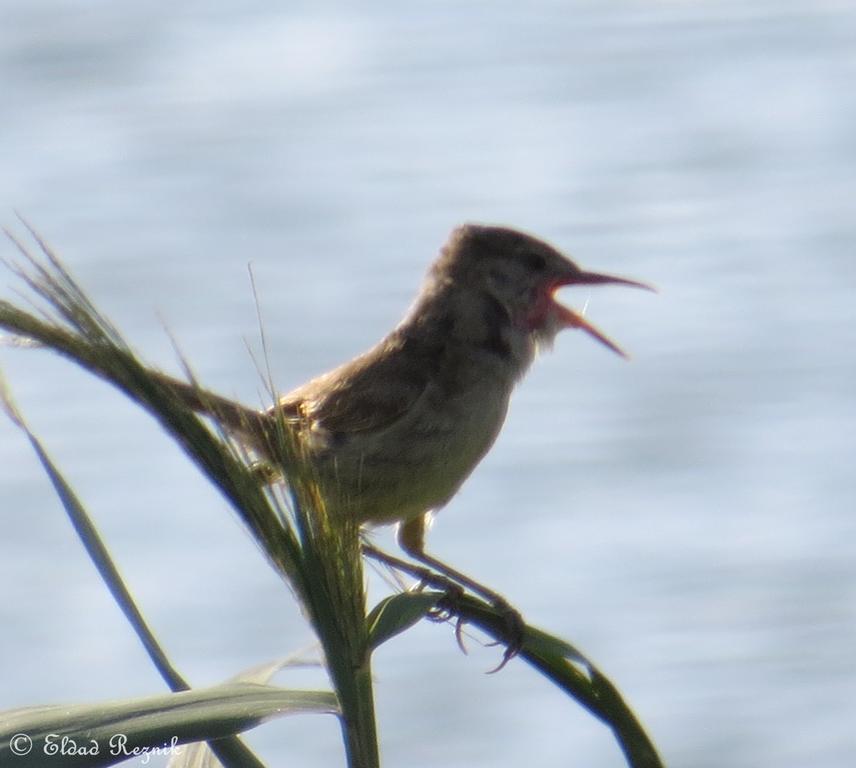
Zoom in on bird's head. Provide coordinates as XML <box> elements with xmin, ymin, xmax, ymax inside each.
<box><xmin>435</xmin><ymin>224</ymin><xmax>653</xmax><ymax>357</ymax></box>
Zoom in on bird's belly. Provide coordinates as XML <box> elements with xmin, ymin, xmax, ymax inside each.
<box><xmin>317</xmin><ymin>385</ymin><xmax>510</xmax><ymax>527</ymax></box>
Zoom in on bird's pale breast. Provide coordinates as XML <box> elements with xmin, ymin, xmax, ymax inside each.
<box><xmin>314</xmin><ymin>375</ymin><xmax>512</xmax><ymax>526</ymax></box>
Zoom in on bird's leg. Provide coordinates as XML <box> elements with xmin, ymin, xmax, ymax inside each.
<box><xmin>396</xmin><ymin>515</ymin><xmax>525</xmax><ymax>666</ymax></box>
<box><xmin>361</xmin><ymin>538</ymin><xmax>468</xmax><ymax>636</ymax></box>
<box><xmin>361</xmin><ymin>540</ymin><xmax>462</xmax><ymax>598</ymax></box>
<box><xmin>396</xmin><ymin>516</ymin><xmax>502</xmax><ymax>604</ymax></box>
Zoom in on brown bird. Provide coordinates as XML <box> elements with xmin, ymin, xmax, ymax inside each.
<box><xmin>161</xmin><ymin>224</ymin><xmax>652</xmax><ymax>606</ymax></box>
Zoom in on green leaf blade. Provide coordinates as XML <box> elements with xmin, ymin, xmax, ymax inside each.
<box><xmin>0</xmin><ymin>683</ymin><xmax>339</xmax><ymax>768</ymax></box>
<box><xmin>367</xmin><ymin>592</ymin><xmax>441</xmax><ymax>651</ymax></box>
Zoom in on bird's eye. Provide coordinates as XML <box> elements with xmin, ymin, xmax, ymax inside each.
<box><xmin>522</xmin><ymin>251</ymin><xmax>546</xmax><ymax>271</ymax></box>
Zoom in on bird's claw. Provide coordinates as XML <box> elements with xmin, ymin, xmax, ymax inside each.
<box><xmin>485</xmin><ymin>598</ymin><xmax>525</xmax><ymax>673</ymax></box>
<box><xmin>430</xmin><ymin>588</ymin><xmax>525</xmax><ymax>672</ymax></box>
<box><xmin>454</xmin><ymin>615</ymin><xmax>469</xmax><ymax>655</ymax></box>
<box><xmin>427</xmin><ymin>582</ymin><xmax>466</xmax><ymax>623</ymax></box>
<box><xmin>425</xmin><ymin>586</ymin><xmax>471</xmax><ymax>655</ymax></box>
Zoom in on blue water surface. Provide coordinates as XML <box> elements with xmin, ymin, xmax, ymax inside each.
<box><xmin>1</xmin><ymin>2</ymin><xmax>855</xmax><ymax>766</ymax></box>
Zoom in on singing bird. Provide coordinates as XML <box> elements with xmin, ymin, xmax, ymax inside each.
<box><xmin>161</xmin><ymin>224</ymin><xmax>652</xmax><ymax>601</ymax></box>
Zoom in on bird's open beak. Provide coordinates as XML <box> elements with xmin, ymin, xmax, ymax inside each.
<box><xmin>553</xmin><ymin>271</ymin><xmax>655</xmax><ymax>359</ymax></box>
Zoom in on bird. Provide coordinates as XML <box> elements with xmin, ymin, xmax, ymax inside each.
<box><xmin>157</xmin><ymin>224</ymin><xmax>652</xmax><ymax>610</ymax></box>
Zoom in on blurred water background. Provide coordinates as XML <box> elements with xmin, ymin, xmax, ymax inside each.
<box><xmin>1</xmin><ymin>1</ymin><xmax>855</xmax><ymax>766</ymax></box>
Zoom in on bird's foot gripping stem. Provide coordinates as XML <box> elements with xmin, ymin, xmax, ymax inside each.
<box><xmin>438</xmin><ymin>589</ymin><xmax>524</xmax><ymax>673</ymax></box>
<box><xmin>362</xmin><ymin>542</ymin><xmax>524</xmax><ymax>669</ymax></box>
<box><xmin>363</xmin><ymin>516</ymin><xmax>526</xmax><ymax>670</ymax></box>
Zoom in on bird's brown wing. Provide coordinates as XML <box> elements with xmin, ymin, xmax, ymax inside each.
<box><xmin>273</xmin><ymin>334</ymin><xmax>433</xmax><ymax>438</ymax></box>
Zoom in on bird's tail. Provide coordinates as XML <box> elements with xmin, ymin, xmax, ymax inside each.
<box><xmin>150</xmin><ymin>372</ymin><xmax>277</xmax><ymax>456</ymax></box>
